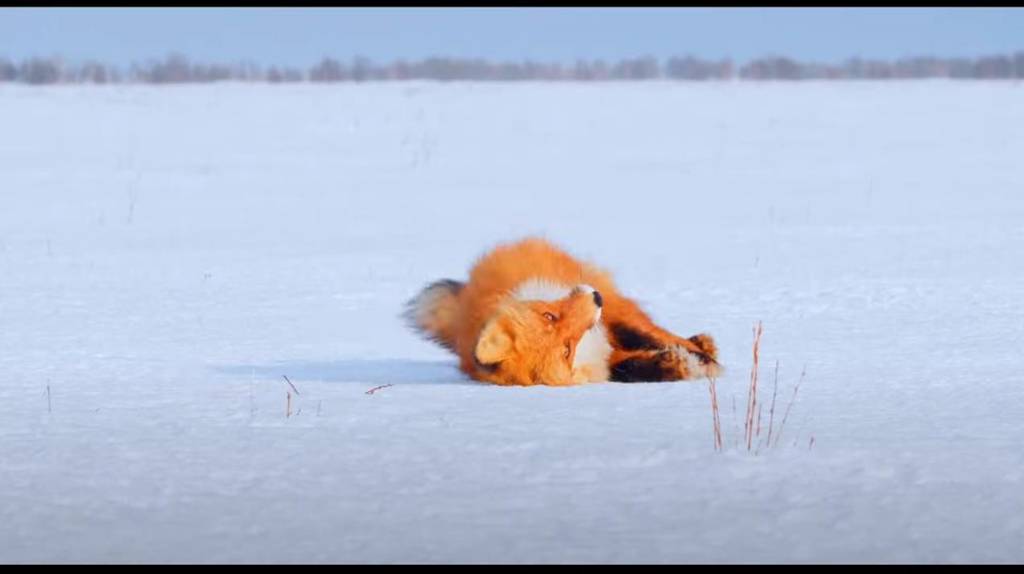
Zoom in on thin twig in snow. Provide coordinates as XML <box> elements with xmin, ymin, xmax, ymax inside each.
<box><xmin>127</xmin><ymin>173</ymin><xmax>140</xmax><ymax>225</ymax></box>
<box><xmin>282</xmin><ymin>375</ymin><xmax>300</xmax><ymax>395</ymax></box>
<box><xmin>732</xmin><ymin>394</ymin><xmax>740</xmax><ymax>449</ymax></box>
<box><xmin>756</xmin><ymin>401</ymin><xmax>764</xmax><ymax>439</ymax></box>
<box><xmin>249</xmin><ymin>369</ymin><xmax>256</xmax><ymax>418</ymax></box>
<box><xmin>766</xmin><ymin>360</ymin><xmax>780</xmax><ymax>448</ymax></box>
<box><xmin>773</xmin><ymin>365</ymin><xmax>807</xmax><ymax>448</ymax></box>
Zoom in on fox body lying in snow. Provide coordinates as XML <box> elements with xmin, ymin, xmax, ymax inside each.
<box><xmin>405</xmin><ymin>238</ymin><xmax>720</xmax><ymax>386</ymax></box>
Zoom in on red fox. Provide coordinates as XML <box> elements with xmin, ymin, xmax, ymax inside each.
<box><xmin>405</xmin><ymin>238</ymin><xmax>720</xmax><ymax>386</ymax></box>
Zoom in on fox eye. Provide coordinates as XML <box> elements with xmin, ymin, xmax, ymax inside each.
<box><xmin>543</xmin><ymin>312</ymin><xmax>557</xmax><ymax>322</ymax></box>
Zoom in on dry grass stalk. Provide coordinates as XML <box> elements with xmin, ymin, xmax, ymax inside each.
<box><xmin>707</xmin><ymin>376</ymin><xmax>723</xmax><ymax>451</ymax></box>
<box><xmin>744</xmin><ymin>321</ymin><xmax>764</xmax><ymax>451</ymax></box>
<box><xmin>703</xmin><ymin>323</ymin><xmax>813</xmax><ymax>455</ymax></box>
<box><xmin>765</xmin><ymin>360</ymin><xmax>780</xmax><ymax>448</ymax></box>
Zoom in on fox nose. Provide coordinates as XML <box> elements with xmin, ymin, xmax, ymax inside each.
<box><xmin>592</xmin><ymin>290</ymin><xmax>603</xmax><ymax>308</ymax></box>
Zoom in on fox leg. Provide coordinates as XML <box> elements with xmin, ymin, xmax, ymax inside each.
<box><xmin>603</xmin><ymin>298</ymin><xmax>720</xmax><ymax>382</ymax></box>
<box><xmin>609</xmin><ymin>348</ymin><xmax>697</xmax><ymax>382</ymax></box>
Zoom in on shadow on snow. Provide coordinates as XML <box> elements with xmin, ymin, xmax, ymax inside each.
<box><xmin>215</xmin><ymin>358</ymin><xmax>472</xmax><ymax>386</ymax></box>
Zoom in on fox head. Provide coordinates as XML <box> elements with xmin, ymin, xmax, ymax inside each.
<box><xmin>472</xmin><ymin>285</ymin><xmax>604</xmax><ymax>386</ymax></box>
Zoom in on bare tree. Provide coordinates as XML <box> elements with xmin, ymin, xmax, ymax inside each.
<box><xmin>78</xmin><ymin>61</ymin><xmax>111</xmax><ymax>84</ymax></box>
<box><xmin>7</xmin><ymin>51</ymin><xmax>1024</xmax><ymax>85</ymax></box>
<box><xmin>351</xmin><ymin>56</ymin><xmax>373</xmax><ymax>82</ymax></box>
<box><xmin>666</xmin><ymin>56</ymin><xmax>733</xmax><ymax>80</ymax></box>
<box><xmin>310</xmin><ymin>57</ymin><xmax>348</xmax><ymax>82</ymax></box>
<box><xmin>611</xmin><ymin>56</ymin><xmax>660</xmax><ymax>80</ymax></box>
<box><xmin>20</xmin><ymin>58</ymin><xmax>62</xmax><ymax>84</ymax></box>
<box><xmin>741</xmin><ymin>57</ymin><xmax>804</xmax><ymax>80</ymax></box>
<box><xmin>0</xmin><ymin>58</ymin><xmax>17</xmax><ymax>82</ymax></box>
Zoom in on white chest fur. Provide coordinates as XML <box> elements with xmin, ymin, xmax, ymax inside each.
<box><xmin>573</xmin><ymin>323</ymin><xmax>612</xmax><ymax>382</ymax></box>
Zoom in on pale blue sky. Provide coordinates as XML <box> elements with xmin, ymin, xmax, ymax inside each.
<box><xmin>2</xmin><ymin>8</ymin><xmax>1022</xmax><ymax>66</ymax></box>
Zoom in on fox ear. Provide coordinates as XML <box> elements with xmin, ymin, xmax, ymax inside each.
<box><xmin>474</xmin><ymin>319</ymin><xmax>513</xmax><ymax>366</ymax></box>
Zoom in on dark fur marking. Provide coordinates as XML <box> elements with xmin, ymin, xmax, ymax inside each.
<box><xmin>430</xmin><ymin>279</ymin><xmax>465</xmax><ymax>294</ymax></box>
<box><xmin>401</xmin><ymin>279</ymin><xmax>465</xmax><ymax>351</ymax></box>
<box><xmin>610</xmin><ymin>323</ymin><xmax>663</xmax><ymax>352</ymax></box>
<box><xmin>473</xmin><ymin>352</ymin><xmax>499</xmax><ymax>373</ymax></box>
<box><xmin>610</xmin><ymin>354</ymin><xmax>675</xmax><ymax>383</ymax></box>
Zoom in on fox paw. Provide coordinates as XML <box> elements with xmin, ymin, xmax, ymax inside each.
<box><xmin>610</xmin><ymin>342</ymin><xmax>722</xmax><ymax>383</ymax></box>
<box><xmin>687</xmin><ymin>333</ymin><xmax>719</xmax><ymax>362</ymax></box>
<box><xmin>669</xmin><ymin>342</ymin><xmax>722</xmax><ymax>380</ymax></box>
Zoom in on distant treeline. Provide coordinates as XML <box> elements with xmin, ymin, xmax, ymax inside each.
<box><xmin>3</xmin><ymin>53</ymin><xmax>1024</xmax><ymax>84</ymax></box>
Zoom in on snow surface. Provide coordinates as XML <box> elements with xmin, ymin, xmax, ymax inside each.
<box><xmin>2</xmin><ymin>81</ymin><xmax>1023</xmax><ymax>563</ymax></box>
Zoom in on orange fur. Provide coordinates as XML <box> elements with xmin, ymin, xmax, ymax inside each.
<box><xmin>405</xmin><ymin>237</ymin><xmax>720</xmax><ymax>386</ymax></box>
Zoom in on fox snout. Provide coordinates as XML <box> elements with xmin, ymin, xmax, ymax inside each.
<box><xmin>564</xmin><ymin>285</ymin><xmax>604</xmax><ymax>330</ymax></box>
<box><xmin>570</xmin><ymin>284</ymin><xmax>603</xmax><ymax>306</ymax></box>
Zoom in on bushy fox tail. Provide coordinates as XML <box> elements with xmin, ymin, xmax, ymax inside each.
<box><xmin>403</xmin><ymin>279</ymin><xmax>464</xmax><ymax>352</ymax></box>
